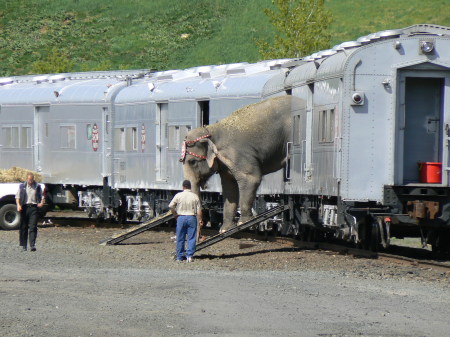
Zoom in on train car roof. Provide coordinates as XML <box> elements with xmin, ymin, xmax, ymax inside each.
<box><xmin>115</xmin><ymin>60</ymin><xmax>292</xmax><ymax>103</ymax></box>
<box><xmin>0</xmin><ymin>61</ymin><xmax>294</xmax><ymax>105</ymax></box>
<box><xmin>285</xmin><ymin>23</ymin><xmax>450</xmax><ymax>87</ymax></box>
<box><xmin>0</xmin><ymin>70</ymin><xmax>150</xmax><ymax>105</ymax></box>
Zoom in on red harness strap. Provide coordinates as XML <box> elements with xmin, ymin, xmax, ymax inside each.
<box><xmin>179</xmin><ymin>134</ymin><xmax>211</xmax><ymax>162</ymax></box>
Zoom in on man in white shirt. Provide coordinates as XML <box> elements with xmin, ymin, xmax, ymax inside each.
<box><xmin>169</xmin><ymin>180</ymin><xmax>203</xmax><ymax>262</ymax></box>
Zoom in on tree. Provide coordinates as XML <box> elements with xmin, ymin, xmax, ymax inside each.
<box><xmin>258</xmin><ymin>0</ymin><xmax>332</xmax><ymax>59</ymax></box>
<box><xmin>31</xmin><ymin>48</ymin><xmax>75</xmax><ymax>74</ymax></box>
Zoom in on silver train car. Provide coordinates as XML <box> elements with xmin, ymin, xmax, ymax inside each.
<box><xmin>1</xmin><ymin>23</ymin><xmax>449</xmax><ymax>253</ymax></box>
<box><xmin>0</xmin><ymin>60</ymin><xmax>290</xmax><ymax>221</ymax></box>
<box><xmin>280</xmin><ymin>23</ymin><xmax>450</xmax><ymax>253</ymax></box>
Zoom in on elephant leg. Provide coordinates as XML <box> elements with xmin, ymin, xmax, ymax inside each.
<box><xmin>237</xmin><ymin>173</ymin><xmax>262</xmax><ymax>224</ymax></box>
<box><xmin>220</xmin><ymin>171</ymin><xmax>239</xmax><ymax>233</ymax></box>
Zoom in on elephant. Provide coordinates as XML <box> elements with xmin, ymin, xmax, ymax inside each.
<box><xmin>180</xmin><ymin>95</ymin><xmax>300</xmax><ymax>232</ymax></box>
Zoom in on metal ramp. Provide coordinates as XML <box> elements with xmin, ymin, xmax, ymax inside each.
<box><xmin>100</xmin><ymin>212</ymin><xmax>175</xmax><ymax>245</ymax></box>
<box><xmin>196</xmin><ymin>204</ymin><xmax>290</xmax><ymax>252</ymax></box>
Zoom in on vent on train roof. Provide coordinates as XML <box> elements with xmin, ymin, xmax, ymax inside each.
<box><xmin>356</xmin><ymin>36</ymin><xmax>371</xmax><ymax>44</ymax></box>
<box><xmin>33</xmin><ymin>75</ymin><xmax>49</xmax><ymax>84</ymax></box>
<box><xmin>0</xmin><ymin>77</ymin><xmax>14</xmax><ymax>86</ymax></box>
<box><xmin>375</xmin><ymin>29</ymin><xmax>402</xmax><ymax>39</ymax></box>
<box><xmin>156</xmin><ymin>75</ymin><xmax>173</xmax><ymax>80</ymax></box>
<box><xmin>49</xmin><ymin>74</ymin><xmax>66</xmax><ymax>82</ymax></box>
<box><xmin>333</xmin><ymin>41</ymin><xmax>362</xmax><ymax>51</ymax></box>
<box><xmin>226</xmin><ymin>68</ymin><xmax>246</xmax><ymax>75</ymax></box>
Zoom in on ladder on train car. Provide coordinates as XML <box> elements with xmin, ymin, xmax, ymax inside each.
<box><xmin>195</xmin><ymin>204</ymin><xmax>290</xmax><ymax>252</ymax></box>
<box><xmin>100</xmin><ymin>212</ymin><xmax>175</xmax><ymax>245</ymax></box>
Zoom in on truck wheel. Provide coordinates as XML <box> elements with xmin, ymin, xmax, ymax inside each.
<box><xmin>0</xmin><ymin>204</ymin><xmax>21</xmax><ymax>230</ymax></box>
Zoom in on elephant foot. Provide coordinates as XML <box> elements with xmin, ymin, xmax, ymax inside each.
<box><xmin>239</xmin><ymin>216</ymin><xmax>252</xmax><ymax>225</ymax></box>
<box><xmin>219</xmin><ymin>223</ymin><xmax>236</xmax><ymax>233</ymax></box>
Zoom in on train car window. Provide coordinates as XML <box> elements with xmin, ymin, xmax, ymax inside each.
<box><xmin>329</xmin><ymin>109</ymin><xmax>335</xmax><ymax>141</ymax></box>
<box><xmin>293</xmin><ymin>115</ymin><xmax>301</xmax><ymax>144</ymax></box>
<box><xmin>2</xmin><ymin>126</ymin><xmax>19</xmax><ymax>148</ymax></box>
<box><xmin>168</xmin><ymin>126</ymin><xmax>179</xmax><ymax>150</ymax></box>
<box><xmin>169</xmin><ymin>125</ymin><xmax>191</xmax><ymax>150</ymax></box>
<box><xmin>60</xmin><ymin>125</ymin><xmax>76</xmax><ymax>149</ymax></box>
<box><xmin>114</xmin><ymin>127</ymin><xmax>125</xmax><ymax>151</ymax></box>
<box><xmin>126</xmin><ymin>127</ymin><xmax>138</xmax><ymax>151</ymax></box>
<box><xmin>86</xmin><ymin>124</ymin><xmax>92</xmax><ymax>140</ymax></box>
<box><xmin>318</xmin><ymin>109</ymin><xmax>335</xmax><ymax>143</ymax></box>
<box><xmin>21</xmin><ymin>126</ymin><xmax>32</xmax><ymax>148</ymax></box>
<box><xmin>103</xmin><ymin>108</ymin><xmax>109</xmax><ymax>134</ymax></box>
<box><xmin>180</xmin><ymin>125</ymin><xmax>191</xmax><ymax>143</ymax></box>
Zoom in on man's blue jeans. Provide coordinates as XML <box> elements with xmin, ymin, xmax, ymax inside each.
<box><xmin>176</xmin><ymin>215</ymin><xmax>197</xmax><ymax>260</ymax></box>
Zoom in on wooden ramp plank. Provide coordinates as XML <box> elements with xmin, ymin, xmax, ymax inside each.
<box><xmin>99</xmin><ymin>212</ymin><xmax>175</xmax><ymax>245</ymax></box>
<box><xmin>196</xmin><ymin>204</ymin><xmax>290</xmax><ymax>252</ymax></box>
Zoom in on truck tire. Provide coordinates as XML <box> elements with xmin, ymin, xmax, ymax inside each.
<box><xmin>0</xmin><ymin>204</ymin><xmax>21</xmax><ymax>230</ymax></box>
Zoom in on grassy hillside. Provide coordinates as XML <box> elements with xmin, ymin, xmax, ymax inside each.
<box><xmin>0</xmin><ymin>0</ymin><xmax>449</xmax><ymax>76</ymax></box>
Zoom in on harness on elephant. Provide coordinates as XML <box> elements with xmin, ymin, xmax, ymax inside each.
<box><xmin>179</xmin><ymin>134</ymin><xmax>211</xmax><ymax>162</ymax></box>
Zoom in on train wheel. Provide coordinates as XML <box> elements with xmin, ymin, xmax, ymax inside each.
<box><xmin>431</xmin><ymin>232</ymin><xmax>450</xmax><ymax>258</ymax></box>
<box><xmin>304</xmin><ymin>227</ymin><xmax>314</xmax><ymax>242</ymax></box>
<box><xmin>358</xmin><ymin>219</ymin><xmax>369</xmax><ymax>249</ymax></box>
<box><xmin>369</xmin><ymin>221</ymin><xmax>380</xmax><ymax>252</ymax></box>
<box><xmin>358</xmin><ymin>217</ymin><xmax>379</xmax><ymax>251</ymax></box>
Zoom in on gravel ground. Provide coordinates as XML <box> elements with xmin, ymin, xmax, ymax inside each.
<box><xmin>1</xmin><ymin>219</ymin><xmax>450</xmax><ymax>337</ymax></box>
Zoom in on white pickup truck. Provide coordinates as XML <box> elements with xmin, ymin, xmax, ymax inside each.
<box><xmin>0</xmin><ymin>183</ymin><xmax>46</xmax><ymax>230</ymax></box>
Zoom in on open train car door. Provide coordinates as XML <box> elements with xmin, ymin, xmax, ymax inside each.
<box><xmin>397</xmin><ymin>68</ymin><xmax>449</xmax><ymax>185</ymax></box>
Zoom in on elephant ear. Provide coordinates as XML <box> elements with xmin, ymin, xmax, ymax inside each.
<box><xmin>201</xmin><ymin>138</ymin><xmax>218</xmax><ymax>169</ymax></box>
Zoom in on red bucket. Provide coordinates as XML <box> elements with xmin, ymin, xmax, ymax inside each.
<box><xmin>418</xmin><ymin>162</ymin><xmax>442</xmax><ymax>183</ymax></box>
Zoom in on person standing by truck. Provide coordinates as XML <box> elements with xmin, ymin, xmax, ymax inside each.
<box><xmin>169</xmin><ymin>180</ymin><xmax>203</xmax><ymax>262</ymax></box>
<box><xmin>16</xmin><ymin>173</ymin><xmax>44</xmax><ymax>252</ymax></box>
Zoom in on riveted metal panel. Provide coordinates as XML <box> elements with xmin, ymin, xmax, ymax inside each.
<box><xmin>339</xmin><ymin>33</ymin><xmax>450</xmax><ymax>203</ymax></box>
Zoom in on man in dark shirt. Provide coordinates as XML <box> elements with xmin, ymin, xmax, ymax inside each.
<box><xmin>15</xmin><ymin>173</ymin><xmax>44</xmax><ymax>252</ymax></box>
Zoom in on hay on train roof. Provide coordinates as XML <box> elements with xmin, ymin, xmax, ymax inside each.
<box><xmin>0</xmin><ymin>167</ymin><xmax>42</xmax><ymax>183</ymax></box>
<box><xmin>218</xmin><ymin>96</ymin><xmax>286</xmax><ymax>132</ymax></box>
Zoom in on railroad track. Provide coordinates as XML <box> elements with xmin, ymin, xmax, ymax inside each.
<box><xmin>377</xmin><ymin>252</ymin><xmax>450</xmax><ymax>272</ymax></box>
<box><xmin>273</xmin><ymin>238</ymin><xmax>450</xmax><ymax>272</ymax></box>
<box><xmin>266</xmin><ymin>237</ymin><xmax>450</xmax><ymax>271</ymax></box>
<box><xmin>42</xmin><ymin>213</ymin><xmax>450</xmax><ymax>271</ymax></box>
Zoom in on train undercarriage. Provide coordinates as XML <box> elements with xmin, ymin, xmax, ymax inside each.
<box><xmin>46</xmin><ymin>183</ymin><xmax>450</xmax><ymax>256</ymax></box>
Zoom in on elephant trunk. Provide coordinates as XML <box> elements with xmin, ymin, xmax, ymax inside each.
<box><xmin>190</xmin><ymin>183</ymin><xmax>201</xmax><ymax>197</ymax></box>
<box><xmin>183</xmin><ymin>166</ymin><xmax>201</xmax><ymax>197</ymax></box>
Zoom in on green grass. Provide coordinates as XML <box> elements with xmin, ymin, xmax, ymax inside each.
<box><xmin>0</xmin><ymin>0</ymin><xmax>449</xmax><ymax>76</ymax></box>
<box><xmin>327</xmin><ymin>0</ymin><xmax>450</xmax><ymax>46</ymax></box>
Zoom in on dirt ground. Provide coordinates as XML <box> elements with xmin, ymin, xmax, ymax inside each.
<box><xmin>1</xmin><ymin>217</ymin><xmax>450</xmax><ymax>337</ymax></box>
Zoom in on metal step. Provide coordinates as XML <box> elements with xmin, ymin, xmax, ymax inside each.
<box><xmin>196</xmin><ymin>204</ymin><xmax>290</xmax><ymax>252</ymax></box>
<box><xmin>99</xmin><ymin>212</ymin><xmax>175</xmax><ymax>245</ymax></box>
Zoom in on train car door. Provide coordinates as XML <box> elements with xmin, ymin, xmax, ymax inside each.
<box><xmin>304</xmin><ymin>84</ymin><xmax>314</xmax><ymax>182</ymax></box>
<box><xmin>285</xmin><ymin>96</ymin><xmax>307</xmax><ymax>193</ymax></box>
<box><xmin>156</xmin><ymin>103</ymin><xmax>168</xmax><ymax>181</ymax></box>
<box><xmin>198</xmin><ymin>100</ymin><xmax>209</xmax><ymax>126</ymax></box>
<box><xmin>33</xmin><ymin>105</ymin><xmax>50</xmax><ymax>173</ymax></box>
<box><xmin>102</xmin><ymin>107</ymin><xmax>111</xmax><ymax>179</ymax></box>
<box><xmin>399</xmin><ymin>75</ymin><xmax>445</xmax><ymax>184</ymax></box>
